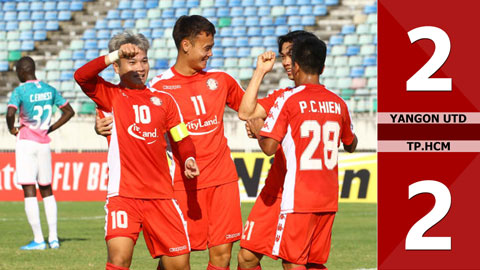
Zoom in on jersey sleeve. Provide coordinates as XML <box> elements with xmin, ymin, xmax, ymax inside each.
<box><xmin>164</xmin><ymin>92</ymin><xmax>189</xmax><ymax>142</ymax></box>
<box><xmin>258</xmin><ymin>88</ymin><xmax>288</xmax><ymax>112</ymax></box>
<box><xmin>259</xmin><ymin>99</ymin><xmax>289</xmax><ymax>143</ymax></box>
<box><xmin>52</xmin><ymin>87</ymin><xmax>68</xmax><ymax>108</ymax></box>
<box><xmin>7</xmin><ymin>87</ymin><xmax>21</xmax><ymax>109</ymax></box>
<box><xmin>224</xmin><ymin>73</ymin><xmax>245</xmax><ymax>112</ymax></box>
<box><xmin>341</xmin><ymin>102</ymin><xmax>355</xmax><ymax>146</ymax></box>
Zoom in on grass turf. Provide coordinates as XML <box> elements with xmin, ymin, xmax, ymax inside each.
<box><xmin>0</xmin><ymin>201</ymin><xmax>376</xmax><ymax>270</ymax></box>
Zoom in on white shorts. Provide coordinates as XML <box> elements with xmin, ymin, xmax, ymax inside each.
<box><xmin>15</xmin><ymin>139</ymin><xmax>52</xmax><ymax>186</ymax></box>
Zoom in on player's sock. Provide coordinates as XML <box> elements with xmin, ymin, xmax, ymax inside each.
<box><xmin>24</xmin><ymin>197</ymin><xmax>44</xmax><ymax>243</ymax></box>
<box><xmin>207</xmin><ymin>262</ymin><xmax>230</xmax><ymax>270</ymax></box>
<box><xmin>307</xmin><ymin>263</ymin><xmax>327</xmax><ymax>270</ymax></box>
<box><xmin>43</xmin><ymin>195</ymin><xmax>58</xmax><ymax>242</ymax></box>
<box><xmin>237</xmin><ymin>265</ymin><xmax>262</xmax><ymax>270</ymax></box>
<box><xmin>106</xmin><ymin>262</ymin><xmax>129</xmax><ymax>270</ymax></box>
<box><xmin>290</xmin><ymin>267</ymin><xmax>307</xmax><ymax>270</ymax></box>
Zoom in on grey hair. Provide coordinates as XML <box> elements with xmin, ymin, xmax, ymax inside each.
<box><xmin>108</xmin><ymin>30</ymin><xmax>150</xmax><ymax>53</ymax></box>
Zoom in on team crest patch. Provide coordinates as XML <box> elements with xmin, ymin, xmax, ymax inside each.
<box><xmin>150</xmin><ymin>96</ymin><xmax>162</xmax><ymax>106</ymax></box>
<box><xmin>206</xmin><ymin>78</ymin><xmax>218</xmax><ymax>90</ymax></box>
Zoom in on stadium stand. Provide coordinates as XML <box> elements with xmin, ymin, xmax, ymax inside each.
<box><xmin>0</xmin><ymin>0</ymin><xmax>377</xmax><ymax>116</ymax></box>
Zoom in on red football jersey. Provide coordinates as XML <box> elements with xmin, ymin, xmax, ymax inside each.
<box><xmin>260</xmin><ymin>84</ymin><xmax>355</xmax><ymax>213</ymax></box>
<box><xmin>257</xmin><ymin>88</ymin><xmax>291</xmax><ymax>198</ymax></box>
<box><xmin>149</xmin><ymin>67</ymin><xmax>245</xmax><ymax>190</ymax></box>
<box><xmin>77</xmin><ymin>60</ymin><xmax>186</xmax><ymax>199</ymax></box>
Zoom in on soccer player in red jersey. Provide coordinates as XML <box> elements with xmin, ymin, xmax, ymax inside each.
<box><xmin>248</xmin><ymin>36</ymin><xmax>358</xmax><ymax>270</ymax></box>
<box><xmin>148</xmin><ymin>15</ymin><xmax>245</xmax><ymax>270</ymax></box>
<box><xmin>237</xmin><ymin>31</ymin><xmax>322</xmax><ymax>270</ymax></box>
<box><xmin>74</xmin><ymin>31</ymin><xmax>199</xmax><ymax>270</ymax></box>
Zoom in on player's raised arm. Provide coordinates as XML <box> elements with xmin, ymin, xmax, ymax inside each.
<box><xmin>238</xmin><ymin>51</ymin><xmax>276</xmax><ymax>121</ymax></box>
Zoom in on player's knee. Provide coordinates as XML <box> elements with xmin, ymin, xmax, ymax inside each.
<box><xmin>209</xmin><ymin>248</ymin><xmax>232</xmax><ymax>267</ymax></box>
<box><xmin>108</xmin><ymin>253</ymin><xmax>132</xmax><ymax>268</ymax></box>
<box><xmin>237</xmin><ymin>248</ymin><xmax>260</xmax><ymax>266</ymax></box>
<box><xmin>39</xmin><ymin>185</ymin><xmax>53</xmax><ymax>197</ymax></box>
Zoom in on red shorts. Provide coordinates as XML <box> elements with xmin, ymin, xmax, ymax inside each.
<box><xmin>240</xmin><ymin>190</ymin><xmax>281</xmax><ymax>260</ymax></box>
<box><xmin>174</xmin><ymin>181</ymin><xmax>243</xmax><ymax>250</ymax></box>
<box><xmin>272</xmin><ymin>212</ymin><xmax>335</xmax><ymax>265</ymax></box>
<box><xmin>104</xmin><ymin>196</ymin><xmax>190</xmax><ymax>258</ymax></box>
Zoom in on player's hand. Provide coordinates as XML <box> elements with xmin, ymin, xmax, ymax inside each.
<box><xmin>256</xmin><ymin>51</ymin><xmax>276</xmax><ymax>74</ymax></box>
<box><xmin>9</xmin><ymin>127</ymin><xmax>19</xmax><ymax>136</ymax></box>
<box><xmin>118</xmin><ymin>43</ymin><xmax>141</xmax><ymax>59</ymax></box>
<box><xmin>246</xmin><ymin>118</ymin><xmax>265</xmax><ymax>138</ymax></box>
<box><xmin>245</xmin><ymin>121</ymin><xmax>256</xmax><ymax>139</ymax></box>
<box><xmin>95</xmin><ymin>115</ymin><xmax>113</xmax><ymax>137</ymax></box>
<box><xmin>184</xmin><ymin>158</ymin><xmax>200</xmax><ymax>179</ymax></box>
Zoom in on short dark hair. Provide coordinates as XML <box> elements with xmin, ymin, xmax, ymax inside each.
<box><xmin>172</xmin><ymin>15</ymin><xmax>216</xmax><ymax>49</ymax></box>
<box><xmin>16</xmin><ymin>56</ymin><xmax>35</xmax><ymax>73</ymax></box>
<box><xmin>291</xmin><ymin>36</ymin><xmax>327</xmax><ymax>75</ymax></box>
<box><xmin>277</xmin><ymin>30</ymin><xmax>317</xmax><ymax>54</ymax></box>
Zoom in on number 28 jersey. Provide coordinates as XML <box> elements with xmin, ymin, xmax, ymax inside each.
<box><xmin>260</xmin><ymin>84</ymin><xmax>355</xmax><ymax>213</ymax></box>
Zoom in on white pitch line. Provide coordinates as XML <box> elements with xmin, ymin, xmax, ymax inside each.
<box><xmin>0</xmin><ymin>216</ymin><xmax>104</xmax><ymax>222</ymax></box>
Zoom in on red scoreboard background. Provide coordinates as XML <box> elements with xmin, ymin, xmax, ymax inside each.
<box><xmin>379</xmin><ymin>0</ymin><xmax>480</xmax><ymax>269</ymax></box>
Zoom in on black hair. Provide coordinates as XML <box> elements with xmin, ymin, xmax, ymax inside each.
<box><xmin>291</xmin><ymin>36</ymin><xmax>327</xmax><ymax>75</ymax></box>
<box><xmin>16</xmin><ymin>56</ymin><xmax>35</xmax><ymax>74</ymax></box>
<box><xmin>277</xmin><ymin>30</ymin><xmax>317</xmax><ymax>55</ymax></box>
<box><xmin>173</xmin><ymin>15</ymin><xmax>216</xmax><ymax>49</ymax></box>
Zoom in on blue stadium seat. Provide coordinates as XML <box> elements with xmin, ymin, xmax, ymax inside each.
<box><xmin>363</xmin><ymin>56</ymin><xmax>376</xmax><ymax>66</ymax></box>
<box><xmin>275</xmin><ymin>25</ymin><xmax>288</xmax><ymax>36</ymax></box>
<box><xmin>329</xmin><ymin>35</ymin><xmax>343</xmax><ymax>45</ymax></box>
<box><xmin>261</xmin><ymin>26</ymin><xmax>274</xmax><ymax>36</ymax></box>
<box><xmin>283</xmin><ymin>0</ymin><xmax>296</xmax><ymax>5</ymax></box>
<box><xmin>162</xmin><ymin>8</ymin><xmax>175</xmax><ymax>18</ymax></box>
<box><xmin>3</xmin><ymin>2</ymin><xmax>16</xmax><ymax>11</ymax></box>
<box><xmin>151</xmin><ymin>28</ymin><xmax>164</xmax><ymax>38</ymax></box>
<box><xmin>107</xmin><ymin>10</ymin><xmax>120</xmax><ymax>19</ymax></box>
<box><xmin>33</xmin><ymin>21</ymin><xmax>46</xmax><ymax>31</ymax></box>
<box><xmin>97</xmin><ymin>39</ymin><xmax>108</xmax><ymax>49</ymax></box>
<box><xmin>235</xmin><ymin>37</ymin><xmax>249</xmax><ymax>47</ymax></box>
<box><xmin>287</xmin><ymin>16</ymin><xmax>301</xmax><ymax>25</ymax></box>
<box><xmin>207</xmin><ymin>17</ymin><xmax>218</xmax><ymax>25</ymax></box>
<box><xmin>31</xmin><ymin>11</ymin><xmax>45</xmax><ymax>21</ymax></box>
<box><xmin>33</xmin><ymin>30</ymin><xmax>47</xmax><ymax>41</ymax></box>
<box><xmin>260</xmin><ymin>17</ymin><xmax>273</xmax><ymax>26</ymax></box>
<box><xmin>95</xmin><ymin>20</ymin><xmax>108</xmax><ymax>29</ymax></box>
<box><xmin>255</xmin><ymin>0</ymin><xmax>269</xmax><ymax>5</ymax></box>
<box><xmin>86</xmin><ymin>50</ymin><xmax>99</xmax><ymax>60</ymax></box>
<box><xmin>238</xmin><ymin>48</ymin><xmax>250</xmax><ymax>57</ymax></box>
<box><xmin>230</xmin><ymin>7</ymin><xmax>243</xmax><ymax>17</ymax></box>
<box><xmin>299</xmin><ymin>6</ymin><xmax>312</xmax><ymax>15</ymax></box>
<box><xmin>224</xmin><ymin>48</ymin><xmax>237</xmax><ymax>58</ymax></box>
<box><xmin>231</xmin><ymin>17</ymin><xmax>245</xmax><ymax>26</ymax></box>
<box><xmin>275</xmin><ymin>16</ymin><xmax>287</xmax><ymax>25</ymax></box>
<box><xmin>175</xmin><ymin>8</ymin><xmax>188</xmax><ymax>17</ymax></box>
<box><xmin>44</xmin><ymin>2</ymin><xmax>57</xmax><ymax>11</ymax></box>
<box><xmin>134</xmin><ymin>9</ymin><xmax>148</xmax><ymax>19</ymax></box>
<box><xmin>18</xmin><ymin>11</ymin><xmax>30</xmax><ymax>21</ymax></box>
<box><xmin>74</xmin><ymin>60</ymin><xmax>87</xmax><ymax>69</ymax></box>
<box><xmin>0</xmin><ymin>11</ymin><xmax>3</xmax><ymax>21</ymax></box>
<box><xmin>215</xmin><ymin>0</ymin><xmax>228</xmax><ymax>6</ymax></box>
<box><xmin>118</xmin><ymin>1</ymin><xmax>131</xmax><ymax>9</ymax></box>
<box><xmin>263</xmin><ymin>36</ymin><xmax>277</xmax><ymax>47</ymax></box>
<box><xmin>301</xmin><ymin>16</ymin><xmax>315</xmax><ymax>25</ymax></box>
<box><xmin>146</xmin><ymin>0</ymin><xmax>158</xmax><ymax>8</ymax></box>
<box><xmin>0</xmin><ymin>61</ymin><xmax>8</xmax><ymax>72</ymax></box>
<box><xmin>346</xmin><ymin>46</ymin><xmax>360</xmax><ymax>56</ymax></box>
<box><xmin>155</xmin><ymin>59</ymin><xmax>169</xmax><ymax>69</ymax></box>
<box><xmin>108</xmin><ymin>20</ymin><xmax>122</xmax><ymax>29</ymax></box>
<box><xmin>244</xmin><ymin>7</ymin><xmax>257</xmax><ymax>16</ymax></box>
<box><xmin>312</xmin><ymin>0</ymin><xmax>325</xmax><ymax>4</ymax></box>
<box><xmin>163</xmin><ymin>18</ymin><xmax>176</xmax><ymax>28</ymax></box>
<box><xmin>139</xmin><ymin>29</ymin><xmax>152</xmax><ymax>39</ymax></box>
<box><xmin>212</xmin><ymin>47</ymin><xmax>223</xmax><ymax>57</ymax></box>
<box><xmin>60</xmin><ymin>71</ymin><xmax>74</xmax><ymax>81</ymax></box>
<box><xmin>325</xmin><ymin>0</ymin><xmax>339</xmax><ymax>5</ymax></box>
<box><xmin>286</xmin><ymin>7</ymin><xmax>300</xmax><ymax>15</ymax></box>
<box><xmin>57</xmin><ymin>1</ymin><xmax>70</xmax><ymax>11</ymax></box>
<box><xmin>249</xmin><ymin>37</ymin><xmax>262</xmax><ymax>47</ymax></box>
<box><xmin>70</xmin><ymin>1</ymin><xmax>84</xmax><ymax>11</ymax></box>
<box><xmin>220</xmin><ymin>27</ymin><xmax>233</xmax><ymax>36</ymax></box>
<box><xmin>202</xmin><ymin>8</ymin><xmax>216</xmax><ymax>17</ymax></box>
<box><xmin>258</xmin><ymin>6</ymin><xmax>271</xmax><ymax>16</ymax></box>
<box><xmin>298</xmin><ymin>0</ymin><xmax>311</xmax><ymax>4</ymax></box>
<box><xmin>17</xmin><ymin>2</ymin><xmax>30</xmax><ymax>11</ymax></box>
<box><xmin>341</xmin><ymin>25</ymin><xmax>356</xmax><ymax>34</ymax></box>
<box><xmin>46</xmin><ymin>21</ymin><xmax>59</xmax><ymax>31</ymax></box>
<box><xmin>132</xmin><ymin>0</ymin><xmax>146</xmax><ymax>9</ymax></box>
<box><xmin>4</xmin><ymin>11</ymin><xmax>16</xmax><ymax>21</ymax></box>
<box><xmin>245</xmin><ymin>17</ymin><xmax>259</xmax><ymax>26</ymax></box>
<box><xmin>313</xmin><ymin>5</ymin><xmax>327</xmax><ymax>15</ymax></box>
<box><xmin>290</xmin><ymin>25</ymin><xmax>303</xmax><ymax>32</ymax></box>
<box><xmin>0</xmin><ymin>23</ymin><xmax>5</xmax><ymax>32</ymax></box>
<box><xmin>350</xmin><ymin>67</ymin><xmax>365</xmax><ymax>77</ymax></box>
<box><xmin>150</xmin><ymin>19</ymin><xmax>163</xmax><ymax>28</ymax></box>
<box><xmin>241</xmin><ymin>0</ymin><xmax>255</xmax><ymax>6</ymax></box>
<box><xmin>172</xmin><ymin>0</ymin><xmax>186</xmax><ymax>8</ymax></box>
<box><xmin>247</xmin><ymin>26</ymin><xmax>261</xmax><ymax>36</ymax></box>
<box><xmin>187</xmin><ymin>0</ymin><xmax>200</xmax><ymax>7</ymax></box>
<box><xmin>364</xmin><ymin>5</ymin><xmax>377</xmax><ymax>14</ymax></box>
<box><xmin>45</xmin><ymin>11</ymin><xmax>58</xmax><ymax>21</ymax></box>
<box><xmin>229</xmin><ymin>0</ymin><xmax>242</xmax><ymax>6</ymax></box>
<box><xmin>217</xmin><ymin>7</ymin><xmax>230</xmax><ymax>17</ymax></box>
<box><xmin>83</xmin><ymin>29</ymin><xmax>96</xmax><ymax>39</ymax></box>
<box><xmin>221</xmin><ymin>37</ymin><xmax>235</xmax><ymax>47</ymax></box>
<box><xmin>123</xmin><ymin>20</ymin><xmax>135</xmax><ymax>28</ymax></box>
<box><xmin>209</xmin><ymin>58</ymin><xmax>224</xmax><ymax>68</ymax></box>
<box><xmin>20</xmin><ymin>31</ymin><xmax>33</xmax><ymax>41</ymax></box>
<box><xmin>85</xmin><ymin>39</ymin><xmax>97</xmax><ymax>50</ymax></box>
<box><xmin>21</xmin><ymin>40</ymin><xmax>35</xmax><ymax>51</ymax></box>
<box><xmin>58</xmin><ymin>11</ymin><xmax>71</xmax><ymax>21</ymax></box>
<box><xmin>269</xmin><ymin>0</ymin><xmax>282</xmax><ymax>5</ymax></box>
<box><xmin>30</xmin><ymin>2</ymin><xmax>44</xmax><ymax>11</ymax></box>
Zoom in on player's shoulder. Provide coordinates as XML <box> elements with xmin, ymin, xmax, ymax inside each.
<box><xmin>148</xmin><ymin>68</ymin><xmax>176</xmax><ymax>88</ymax></box>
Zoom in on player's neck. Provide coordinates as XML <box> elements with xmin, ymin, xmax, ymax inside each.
<box><xmin>294</xmin><ymin>73</ymin><xmax>320</xmax><ymax>86</ymax></box>
<box><xmin>173</xmin><ymin>59</ymin><xmax>199</xmax><ymax>77</ymax></box>
<box><xmin>22</xmin><ymin>75</ymin><xmax>37</xmax><ymax>82</ymax></box>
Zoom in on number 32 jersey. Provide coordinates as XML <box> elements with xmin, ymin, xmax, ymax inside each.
<box><xmin>260</xmin><ymin>84</ymin><xmax>355</xmax><ymax>213</ymax></box>
<box><xmin>84</xmin><ymin>77</ymin><xmax>185</xmax><ymax>199</ymax></box>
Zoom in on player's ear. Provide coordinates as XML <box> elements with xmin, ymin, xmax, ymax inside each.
<box><xmin>181</xmin><ymin>39</ymin><xmax>191</xmax><ymax>54</ymax></box>
<box><xmin>112</xmin><ymin>60</ymin><xmax>120</xmax><ymax>74</ymax></box>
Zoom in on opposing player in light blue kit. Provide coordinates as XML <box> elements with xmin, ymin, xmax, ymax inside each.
<box><xmin>6</xmin><ymin>56</ymin><xmax>75</xmax><ymax>250</ymax></box>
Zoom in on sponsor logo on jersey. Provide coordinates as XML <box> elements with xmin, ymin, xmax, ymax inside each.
<box><xmin>186</xmin><ymin>115</ymin><xmax>219</xmax><ymax>135</ymax></box>
<box><xmin>163</xmin><ymin>85</ymin><xmax>181</xmax><ymax>90</ymax></box>
<box><xmin>127</xmin><ymin>123</ymin><xmax>158</xmax><ymax>144</ymax></box>
<box><xmin>150</xmin><ymin>96</ymin><xmax>162</xmax><ymax>106</ymax></box>
<box><xmin>225</xmin><ymin>232</ymin><xmax>241</xmax><ymax>239</ymax></box>
<box><xmin>206</xmin><ymin>78</ymin><xmax>218</xmax><ymax>90</ymax></box>
<box><xmin>169</xmin><ymin>245</ymin><xmax>187</xmax><ymax>252</ymax></box>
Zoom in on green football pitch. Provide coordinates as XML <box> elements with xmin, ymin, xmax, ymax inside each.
<box><xmin>0</xmin><ymin>201</ymin><xmax>376</xmax><ymax>270</ymax></box>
